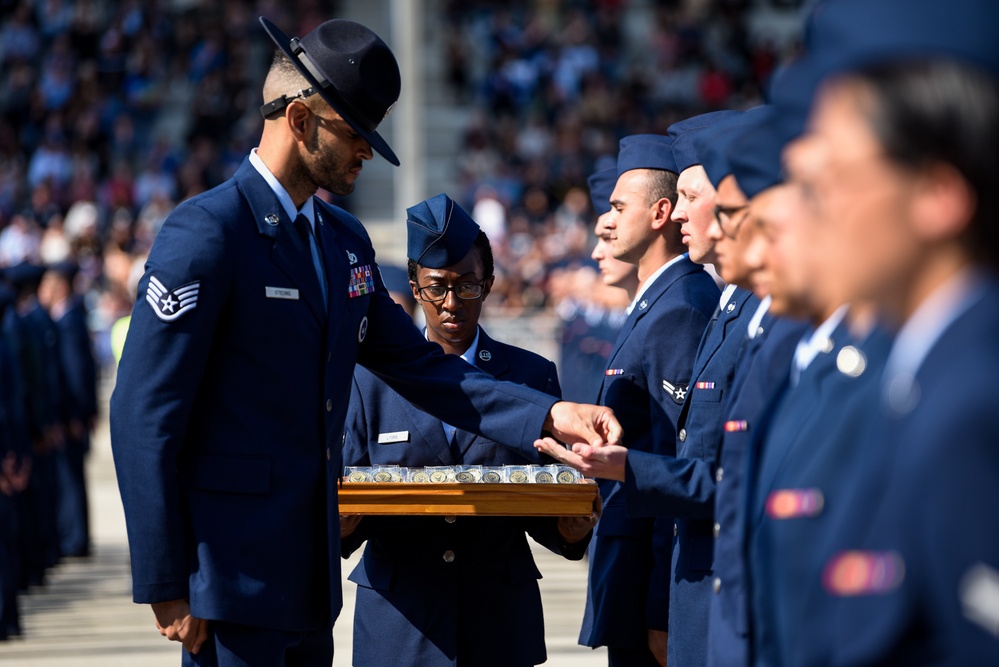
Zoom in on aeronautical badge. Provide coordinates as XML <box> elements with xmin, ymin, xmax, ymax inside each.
<box><xmin>662</xmin><ymin>379</ymin><xmax>688</xmax><ymax>404</ymax></box>
<box><xmin>346</xmin><ymin>249</ymin><xmax>358</xmax><ymax>265</ymax></box>
<box><xmin>823</xmin><ymin>550</ymin><xmax>905</xmax><ymax>596</ymax></box>
<box><xmin>146</xmin><ymin>276</ymin><xmax>199</xmax><ymax>322</ymax></box>
<box><xmin>348</xmin><ymin>264</ymin><xmax>374</xmax><ymax>298</ymax></box>
<box><xmin>765</xmin><ymin>488</ymin><xmax>824</xmax><ymax>519</ymax></box>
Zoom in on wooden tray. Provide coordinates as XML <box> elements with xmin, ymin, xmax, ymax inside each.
<box><xmin>337</xmin><ymin>480</ymin><xmax>597</xmax><ymax>516</ymax></box>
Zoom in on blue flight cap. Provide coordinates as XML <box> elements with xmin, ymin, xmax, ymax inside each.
<box><xmin>587</xmin><ymin>167</ymin><xmax>617</xmax><ymax>216</ymax></box>
<box><xmin>617</xmin><ymin>134</ymin><xmax>677</xmax><ymax>177</ymax></box>
<box><xmin>692</xmin><ymin>109</ymin><xmax>762</xmax><ymax>189</ymax></box>
<box><xmin>726</xmin><ymin>107</ymin><xmax>787</xmax><ymax>199</ymax></box>
<box><xmin>668</xmin><ymin>111</ymin><xmax>743</xmax><ymax>173</ymax></box>
<box><xmin>406</xmin><ymin>193</ymin><xmax>480</xmax><ymax>269</ymax></box>
<box><xmin>776</xmin><ymin>0</ymin><xmax>999</xmax><ymax>135</ymax></box>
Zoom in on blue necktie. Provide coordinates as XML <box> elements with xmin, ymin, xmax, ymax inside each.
<box><xmin>294</xmin><ymin>214</ymin><xmax>327</xmax><ymax>307</ymax></box>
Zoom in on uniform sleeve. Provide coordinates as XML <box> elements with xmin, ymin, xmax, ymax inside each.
<box><xmin>109</xmin><ymin>202</ymin><xmax>231</xmax><ymax>604</ymax></box>
<box><xmin>356</xmin><ymin>290</ymin><xmax>558</xmax><ymax>459</ymax></box>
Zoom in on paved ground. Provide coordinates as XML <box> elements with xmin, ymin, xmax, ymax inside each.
<box><xmin>0</xmin><ymin>403</ymin><xmax>607</xmax><ymax>666</ymax></box>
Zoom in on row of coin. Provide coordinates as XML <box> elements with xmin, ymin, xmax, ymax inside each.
<box><xmin>343</xmin><ymin>464</ymin><xmax>583</xmax><ymax>485</ymax></box>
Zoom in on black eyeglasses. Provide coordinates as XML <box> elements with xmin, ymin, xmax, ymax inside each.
<box><xmin>417</xmin><ymin>282</ymin><xmax>486</xmax><ymax>302</ymax></box>
<box><xmin>714</xmin><ymin>203</ymin><xmax>751</xmax><ymax>240</ymax></box>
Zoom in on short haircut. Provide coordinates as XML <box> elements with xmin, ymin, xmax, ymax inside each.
<box><xmin>262</xmin><ymin>51</ymin><xmax>318</xmax><ymax>111</ymax></box>
<box><xmin>645</xmin><ymin>169</ymin><xmax>679</xmax><ymax>208</ymax></box>
<box><xmin>408</xmin><ymin>230</ymin><xmax>495</xmax><ymax>282</ymax></box>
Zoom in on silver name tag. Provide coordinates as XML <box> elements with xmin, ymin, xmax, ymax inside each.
<box><xmin>265</xmin><ymin>286</ymin><xmax>299</xmax><ymax>300</ymax></box>
<box><xmin>377</xmin><ymin>431</ymin><xmax>409</xmax><ymax>444</ymax></box>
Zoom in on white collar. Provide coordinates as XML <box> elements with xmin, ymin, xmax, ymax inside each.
<box><xmin>884</xmin><ymin>268</ymin><xmax>986</xmax><ymax>388</ymax></box>
<box><xmin>249</xmin><ymin>148</ymin><xmax>315</xmax><ymax>230</ymax></box>
<box><xmin>747</xmin><ymin>295</ymin><xmax>771</xmax><ymax>339</ymax></box>
<box><xmin>627</xmin><ymin>253</ymin><xmax>688</xmax><ymax>315</ymax></box>
<box><xmin>718</xmin><ymin>283</ymin><xmax>737</xmax><ymax>311</ymax></box>
<box><xmin>426</xmin><ymin>326</ymin><xmax>481</xmax><ymax>365</ymax></box>
<box><xmin>793</xmin><ymin>304</ymin><xmax>849</xmax><ymax>376</ymax></box>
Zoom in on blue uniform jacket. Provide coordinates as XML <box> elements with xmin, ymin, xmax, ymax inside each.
<box><xmin>109</xmin><ymin>160</ymin><xmax>558</xmax><ymax>633</ymax></box>
<box><xmin>747</xmin><ymin>321</ymin><xmax>892</xmax><ymax>667</ymax></box>
<box><xmin>818</xmin><ymin>276</ymin><xmax>999</xmax><ymax>666</ymax></box>
<box><xmin>621</xmin><ymin>286</ymin><xmax>758</xmax><ymax>666</ymax></box>
<box><xmin>52</xmin><ymin>297</ymin><xmax>98</xmax><ymax>427</ymax></box>
<box><xmin>341</xmin><ymin>328</ymin><xmax>588</xmax><ymax>666</ymax></box>
<box><xmin>706</xmin><ymin>313</ymin><xmax>807</xmax><ymax>667</ymax></box>
<box><xmin>580</xmin><ymin>255</ymin><xmax>718</xmax><ymax>648</ymax></box>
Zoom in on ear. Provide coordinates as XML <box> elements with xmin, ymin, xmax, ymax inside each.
<box><xmin>909</xmin><ymin>162</ymin><xmax>976</xmax><ymax>243</ymax></box>
<box><xmin>286</xmin><ymin>101</ymin><xmax>312</xmax><ymax>141</ymax></box>
<box><xmin>481</xmin><ymin>275</ymin><xmax>496</xmax><ymax>301</ymax></box>
<box><xmin>650</xmin><ymin>198</ymin><xmax>673</xmax><ymax>231</ymax></box>
<box><xmin>409</xmin><ymin>279</ymin><xmax>421</xmax><ymax>301</ymax></box>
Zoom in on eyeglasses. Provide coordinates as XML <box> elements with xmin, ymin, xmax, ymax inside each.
<box><xmin>714</xmin><ymin>203</ymin><xmax>751</xmax><ymax>240</ymax></box>
<box><xmin>417</xmin><ymin>282</ymin><xmax>486</xmax><ymax>302</ymax></box>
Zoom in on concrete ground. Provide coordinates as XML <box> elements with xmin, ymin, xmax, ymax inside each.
<box><xmin>0</xmin><ymin>401</ymin><xmax>608</xmax><ymax>666</ymax></box>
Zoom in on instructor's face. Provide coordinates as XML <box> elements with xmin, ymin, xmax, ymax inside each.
<box><xmin>303</xmin><ymin>107</ymin><xmax>373</xmax><ymax>196</ymax></box>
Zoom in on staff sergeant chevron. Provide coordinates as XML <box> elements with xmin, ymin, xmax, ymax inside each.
<box><xmin>146</xmin><ymin>276</ymin><xmax>201</xmax><ymax>322</ymax></box>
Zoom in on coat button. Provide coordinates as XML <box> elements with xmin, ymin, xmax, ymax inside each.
<box><xmin>443</xmin><ymin>550</ymin><xmax>455</xmax><ymax>563</ymax></box>
<box><xmin>716</xmin><ymin>467</ymin><xmax>724</xmax><ymax>483</ymax></box>
<box><xmin>673</xmin><ymin>523</ymin><xmax>678</xmax><ymax>537</ymax></box>
<box><xmin>444</xmin><ymin>515</ymin><xmax>456</xmax><ymax>524</ymax></box>
<box><xmin>326</xmin><ymin>448</ymin><xmax>331</xmax><ymax>461</ymax></box>
<box><xmin>713</xmin><ymin>577</ymin><xmax>722</xmax><ymax>594</ymax></box>
<box><xmin>327</xmin><ymin>352</ymin><xmax>332</xmax><ymax>363</ymax></box>
<box><xmin>679</xmin><ymin>429</ymin><xmax>687</xmax><ymax>442</ymax></box>
<box><xmin>713</xmin><ymin>523</ymin><xmax>720</xmax><ymax>538</ymax></box>
<box><xmin>326</xmin><ymin>399</ymin><xmax>333</xmax><ymax>412</ymax></box>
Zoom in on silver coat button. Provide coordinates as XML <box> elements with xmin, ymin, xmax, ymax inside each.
<box><xmin>673</xmin><ymin>523</ymin><xmax>678</xmax><ymax>537</ymax></box>
<box><xmin>716</xmin><ymin>467</ymin><xmax>724</xmax><ymax>483</ymax></box>
<box><xmin>443</xmin><ymin>550</ymin><xmax>455</xmax><ymax>563</ymax></box>
<box><xmin>444</xmin><ymin>515</ymin><xmax>456</xmax><ymax>524</ymax></box>
<box><xmin>326</xmin><ymin>399</ymin><xmax>333</xmax><ymax>412</ymax></box>
<box><xmin>326</xmin><ymin>448</ymin><xmax>331</xmax><ymax>461</ymax></box>
<box><xmin>713</xmin><ymin>577</ymin><xmax>722</xmax><ymax>594</ymax></box>
<box><xmin>679</xmin><ymin>429</ymin><xmax>687</xmax><ymax>442</ymax></box>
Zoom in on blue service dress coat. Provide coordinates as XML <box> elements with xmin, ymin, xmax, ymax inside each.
<box><xmin>580</xmin><ymin>255</ymin><xmax>718</xmax><ymax>651</ymax></box>
<box><xmin>341</xmin><ymin>328</ymin><xmax>589</xmax><ymax>666</ymax></box>
<box><xmin>706</xmin><ymin>312</ymin><xmax>808</xmax><ymax>667</ymax></box>
<box><xmin>746</xmin><ymin>320</ymin><xmax>892</xmax><ymax>667</ymax></box>
<box><xmin>812</xmin><ymin>275</ymin><xmax>999</xmax><ymax>666</ymax></box>
<box><xmin>109</xmin><ymin>159</ymin><xmax>559</xmax><ymax>635</ymax></box>
<box><xmin>621</xmin><ymin>286</ymin><xmax>758</xmax><ymax>666</ymax></box>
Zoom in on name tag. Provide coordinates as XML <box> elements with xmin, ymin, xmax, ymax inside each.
<box><xmin>377</xmin><ymin>431</ymin><xmax>409</xmax><ymax>444</ymax></box>
<box><xmin>265</xmin><ymin>286</ymin><xmax>299</xmax><ymax>300</ymax></box>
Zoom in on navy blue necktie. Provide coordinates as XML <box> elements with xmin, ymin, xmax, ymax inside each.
<box><xmin>294</xmin><ymin>214</ymin><xmax>327</xmax><ymax>307</ymax></box>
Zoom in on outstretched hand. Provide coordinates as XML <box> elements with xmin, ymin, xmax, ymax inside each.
<box><xmin>542</xmin><ymin>401</ymin><xmax>622</xmax><ymax>450</ymax></box>
<box><xmin>534</xmin><ymin>438</ymin><xmax>628</xmax><ymax>482</ymax></box>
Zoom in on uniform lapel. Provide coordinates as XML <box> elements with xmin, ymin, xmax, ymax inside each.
<box><xmin>599</xmin><ymin>256</ymin><xmax>704</xmax><ymax>402</ymax></box>
<box><xmin>237</xmin><ymin>163</ymin><xmax>327</xmax><ymax>323</ymax></box>
<box><xmin>455</xmin><ymin>329</ymin><xmax>506</xmax><ymax>457</ymax></box>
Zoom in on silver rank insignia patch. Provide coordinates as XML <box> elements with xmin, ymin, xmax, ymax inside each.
<box><xmin>146</xmin><ymin>276</ymin><xmax>200</xmax><ymax>322</ymax></box>
<box><xmin>662</xmin><ymin>379</ymin><xmax>688</xmax><ymax>404</ymax></box>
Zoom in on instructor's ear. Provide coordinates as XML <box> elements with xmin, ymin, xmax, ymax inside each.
<box><xmin>286</xmin><ymin>101</ymin><xmax>312</xmax><ymax>141</ymax></box>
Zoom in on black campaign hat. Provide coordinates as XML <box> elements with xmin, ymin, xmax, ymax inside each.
<box><xmin>259</xmin><ymin>17</ymin><xmax>402</xmax><ymax>166</ymax></box>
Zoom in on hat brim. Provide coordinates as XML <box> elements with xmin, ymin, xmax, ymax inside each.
<box><xmin>260</xmin><ymin>17</ymin><xmax>400</xmax><ymax>166</ymax></box>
